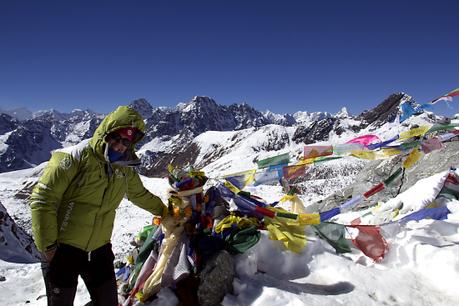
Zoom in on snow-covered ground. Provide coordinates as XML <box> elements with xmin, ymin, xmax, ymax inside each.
<box><xmin>1</xmin><ymin>163</ymin><xmax>459</xmax><ymax>306</ymax></box>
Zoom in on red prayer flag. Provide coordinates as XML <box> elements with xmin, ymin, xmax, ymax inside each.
<box><xmin>446</xmin><ymin>88</ymin><xmax>459</xmax><ymax>97</ymax></box>
<box><xmin>304</xmin><ymin>145</ymin><xmax>333</xmax><ymax>159</ymax></box>
<box><xmin>282</xmin><ymin>164</ymin><xmax>306</xmax><ymax>180</ymax></box>
<box><xmin>349</xmin><ymin>225</ymin><xmax>388</xmax><ymax>262</ymax></box>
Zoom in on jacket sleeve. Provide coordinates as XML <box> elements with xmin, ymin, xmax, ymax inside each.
<box><xmin>125</xmin><ymin>168</ymin><xmax>166</xmax><ymax>216</ymax></box>
<box><xmin>30</xmin><ymin>152</ymin><xmax>79</xmax><ymax>252</ymax></box>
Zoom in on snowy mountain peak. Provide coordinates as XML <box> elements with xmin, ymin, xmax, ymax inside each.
<box><xmin>293</xmin><ymin>111</ymin><xmax>331</xmax><ymax>125</ymax></box>
<box><xmin>129</xmin><ymin>98</ymin><xmax>154</xmax><ymax>119</ymax></box>
<box><xmin>186</xmin><ymin>96</ymin><xmax>219</xmax><ymax>111</ymax></box>
<box><xmin>335</xmin><ymin>107</ymin><xmax>350</xmax><ymax>118</ymax></box>
<box><xmin>263</xmin><ymin>110</ymin><xmax>285</xmax><ymax>121</ymax></box>
<box><xmin>0</xmin><ymin>107</ymin><xmax>33</xmax><ymax>121</ymax></box>
<box><xmin>262</xmin><ymin>110</ymin><xmax>296</xmax><ymax>126</ymax></box>
<box><xmin>68</xmin><ymin>109</ymin><xmax>100</xmax><ymax>121</ymax></box>
<box><xmin>32</xmin><ymin>108</ymin><xmax>67</xmax><ymax>121</ymax></box>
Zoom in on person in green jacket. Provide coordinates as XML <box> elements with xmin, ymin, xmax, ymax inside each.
<box><xmin>30</xmin><ymin>106</ymin><xmax>167</xmax><ymax>306</ymax></box>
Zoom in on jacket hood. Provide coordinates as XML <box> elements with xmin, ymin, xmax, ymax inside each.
<box><xmin>90</xmin><ymin>106</ymin><xmax>146</xmax><ymax>161</ymax></box>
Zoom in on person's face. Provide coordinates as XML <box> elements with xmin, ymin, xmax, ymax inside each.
<box><xmin>108</xmin><ymin>133</ymin><xmax>132</xmax><ymax>154</ymax></box>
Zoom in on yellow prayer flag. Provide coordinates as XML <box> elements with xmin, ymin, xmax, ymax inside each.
<box><xmin>296</xmin><ymin>157</ymin><xmax>315</xmax><ymax>165</ymax></box>
<box><xmin>403</xmin><ymin>149</ymin><xmax>423</xmax><ymax>169</ymax></box>
<box><xmin>265</xmin><ymin>219</ymin><xmax>307</xmax><ymax>253</ymax></box>
<box><xmin>298</xmin><ymin>213</ymin><xmax>321</xmax><ymax>225</ymax></box>
<box><xmin>399</xmin><ymin>125</ymin><xmax>430</xmax><ymax>140</ymax></box>
<box><xmin>279</xmin><ymin>194</ymin><xmax>296</xmax><ymax>203</ymax></box>
<box><xmin>224</xmin><ymin>180</ymin><xmax>241</xmax><ymax>194</ymax></box>
<box><xmin>351</xmin><ymin>150</ymin><xmax>376</xmax><ymax>160</ymax></box>
<box><xmin>381</xmin><ymin>148</ymin><xmax>402</xmax><ymax>156</ymax></box>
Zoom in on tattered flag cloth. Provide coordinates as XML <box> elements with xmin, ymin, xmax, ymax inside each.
<box><xmin>367</xmin><ymin>136</ymin><xmax>399</xmax><ymax>150</ymax></box>
<box><xmin>254</xmin><ymin>168</ymin><xmax>280</xmax><ymax>186</ymax></box>
<box><xmin>437</xmin><ymin>130</ymin><xmax>459</xmax><ymax>142</ymax></box>
<box><xmin>320</xmin><ymin>207</ymin><xmax>341</xmax><ymax>222</ymax></box>
<box><xmin>279</xmin><ymin>194</ymin><xmax>308</xmax><ymax>214</ymax></box>
<box><xmin>224</xmin><ymin>225</ymin><xmax>261</xmax><ymax>254</ymax></box>
<box><xmin>346</xmin><ymin>134</ymin><xmax>381</xmax><ymax>148</ymax></box>
<box><xmin>282</xmin><ymin>164</ymin><xmax>307</xmax><ymax>181</ymax></box>
<box><xmin>223</xmin><ymin>169</ymin><xmax>256</xmax><ymax>189</ymax></box>
<box><xmin>447</xmin><ymin>87</ymin><xmax>459</xmax><ymax>97</ymax></box>
<box><xmin>313</xmin><ymin>223</ymin><xmax>351</xmax><ymax>254</ymax></box>
<box><xmin>298</xmin><ymin>213</ymin><xmax>321</xmax><ymax>225</ymax></box>
<box><xmin>421</xmin><ymin>137</ymin><xmax>443</xmax><ymax>154</ymax></box>
<box><xmin>399</xmin><ymin>206</ymin><xmax>451</xmax><ymax>223</ymax></box>
<box><xmin>277</xmin><ymin>195</ymin><xmax>321</xmax><ymax>225</ymax></box>
<box><xmin>399</xmin><ymin>125</ymin><xmax>430</xmax><ymax>141</ymax></box>
<box><xmin>430</xmin><ymin>87</ymin><xmax>459</xmax><ymax>104</ymax></box>
<box><xmin>128</xmin><ymin>225</ymin><xmax>161</xmax><ymax>291</ymax></box>
<box><xmin>141</xmin><ymin>220</ymin><xmax>184</xmax><ymax>301</ymax></box>
<box><xmin>348</xmin><ymin>225</ymin><xmax>388</xmax><ymax>262</ymax></box>
<box><xmin>333</xmin><ymin>143</ymin><xmax>364</xmax><ymax>155</ymax></box>
<box><xmin>437</xmin><ymin>171</ymin><xmax>459</xmax><ymax>201</ymax></box>
<box><xmin>214</xmin><ymin>215</ymin><xmax>260</xmax><ymax>234</ymax></box>
<box><xmin>351</xmin><ymin>150</ymin><xmax>376</xmax><ymax>160</ymax></box>
<box><xmin>427</xmin><ymin>123</ymin><xmax>459</xmax><ymax>134</ymax></box>
<box><xmin>257</xmin><ymin>152</ymin><xmax>290</xmax><ymax>168</ymax></box>
<box><xmin>304</xmin><ymin>145</ymin><xmax>333</xmax><ymax>159</ymax></box>
<box><xmin>402</xmin><ymin>149</ymin><xmax>423</xmax><ymax>169</ymax></box>
<box><xmin>264</xmin><ymin>214</ymin><xmax>307</xmax><ymax>253</ymax></box>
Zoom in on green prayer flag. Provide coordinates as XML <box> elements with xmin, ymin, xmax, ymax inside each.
<box><xmin>257</xmin><ymin>153</ymin><xmax>290</xmax><ymax>169</ymax></box>
<box><xmin>313</xmin><ymin>222</ymin><xmax>351</xmax><ymax>254</ymax></box>
<box><xmin>225</xmin><ymin>225</ymin><xmax>261</xmax><ymax>254</ymax></box>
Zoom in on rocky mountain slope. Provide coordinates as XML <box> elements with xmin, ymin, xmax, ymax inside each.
<box><xmin>0</xmin><ymin>201</ymin><xmax>40</xmax><ymax>263</ymax></box>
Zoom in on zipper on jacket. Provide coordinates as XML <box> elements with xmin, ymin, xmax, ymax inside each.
<box><xmin>85</xmin><ymin>184</ymin><xmax>108</xmax><ymax>251</ymax></box>
<box><xmin>85</xmin><ymin>163</ymin><xmax>110</xmax><ymax>252</ymax></box>
<box><xmin>88</xmin><ymin>251</ymin><xmax>92</xmax><ymax>262</ymax></box>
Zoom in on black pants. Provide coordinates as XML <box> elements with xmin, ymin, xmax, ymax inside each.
<box><xmin>41</xmin><ymin>243</ymin><xmax>118</xmax><ymax>306</ymax></box>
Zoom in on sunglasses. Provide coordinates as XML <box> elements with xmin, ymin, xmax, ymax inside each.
<box><xmin>110</xmin><ymin>133</ymin><xmax>132</xmax><ymax>147</ymax></box>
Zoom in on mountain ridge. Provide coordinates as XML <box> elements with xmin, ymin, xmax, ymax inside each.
<box><xmin>0</xmin><ymin>92</ymin><xmax>438</xmax><ymax>174</ymax></box>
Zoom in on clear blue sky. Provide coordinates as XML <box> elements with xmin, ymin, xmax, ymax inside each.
<box><xmin>1</xmin><ymin>0</ymin><xmax>458</xmax><ymax>116</ymax></box>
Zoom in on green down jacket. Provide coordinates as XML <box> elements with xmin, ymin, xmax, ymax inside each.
<box><xmin>30</xmin><ymin>106</ymin><xmax>165</xmax><ymax>252</ymax></box>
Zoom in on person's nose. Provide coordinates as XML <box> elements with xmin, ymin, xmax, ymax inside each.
<box><xmin>112</xmin><ymin>142</ymin><xmax>127</xmax><ymax>153</ymax></box>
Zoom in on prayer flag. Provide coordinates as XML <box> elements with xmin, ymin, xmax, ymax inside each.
<box><xmin>282</xmin><ymin>164</ymin><xmax>306</xmax><ymax>180</ymax></box>
<box><xmin>430</xmin><ymin>87</ymin><xmax>459</xmax><ymax>104</ymax></box>
<box><xmin>254</xmin><ymin>169</ymin><xmax>280</xmax><ymax>186</ymax></box>
<box><xmin>349</xmin><ymin>225</ymin><xmax>388</xmax><ymax>262</ymax></box>
<box><xmin>333</xmin><ymin>143</ymin><xmax>364</xmax><ymax>155</ymax></box>
<box><xmin>351</xmin><ymin>150</ymin><xmax>376</xmax><ymax>160</ymax></box>
<box><xmin>421</xmin><ymin>138</ymin><xmax>443</xmax><ymax>154</ymax></box>
<box><xmin>399</xmin><ymin>206</ymin><xmax>451</xmax><ymax>223</ymax></box>
<box><xmin>346</xmin><ymin>134</ymin><xmax>381</xmax><ymax>147</ymax></box>
<box><xmin>399</xmin><ymin>126</ymin><xmax>430</xmax><ymax>140</ymax></box>
<box><xmin>304</xmin><ymin>145</ymin><xmax>333</xmax><ymax>159</ymax></box>
<box><xmin>313</xmin><ymin>223</ymin><xmax>351</xmax><ymax>254</ymax></box>
<box><xmin>437</xmin><ymin>171</ymin><xmax>459</xmax><ymax>201</ymax></box>
<box><xmin>223</xmin><ymin>169</ymin><xmax>256</xmax><ymax>189</ymax></box>
<box><xmin>403</xmin><ymin>149</ymin><xmax>423</xmax><ymax>169</ymax></box>
<box><xmin>257</xmin><ymin>153</ymin><xmax>290</xmax><ymax>168</ymax></box>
